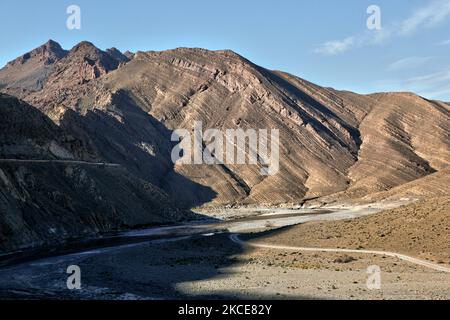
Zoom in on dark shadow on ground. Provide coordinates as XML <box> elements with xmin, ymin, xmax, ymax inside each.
<box><xmin>0</xmin><ymin>92</ymin><xmax>217</xmax><ymax>259</ymax></box>
<box><xmin>241</xmin><ymin>224</ymin><xmax>299</xmax><ymax>242</ymax></box>
<box><xmin>0</xmin><ymin>231</ymin><xmax>319</xmax><ymax>300</ymax></box>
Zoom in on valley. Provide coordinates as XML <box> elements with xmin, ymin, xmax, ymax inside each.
<box><xmin>0</xmin><ymin>40</ymin><xmax>449</xmax><ymax>300</ymax></box>
<box><xmin>0</xmin><ymin>198</ymin><xmax>449</xmax><ymax>300</ymax></box>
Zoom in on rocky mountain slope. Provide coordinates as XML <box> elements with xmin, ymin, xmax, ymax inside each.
<box><xmin>0</xmin><ymin>40</ymin><xmax>67</xmax><ymax>94</ymax></box>
<box><xmin>362</xmin><ymin>168</ymin><xmax>450</xmax><ymax>203</ymax></box>
<box><xmin>1</xmin><ymin>41</ymin><xmax>449</xmax><ymax>208</ymax></box>
<box><xmin>0</xmin><ymin>93</ymin><xmax>191</xmax><ymax>252</ymax></box>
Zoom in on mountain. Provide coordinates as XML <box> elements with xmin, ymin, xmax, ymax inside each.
<box><xmin>0</xmin><ymin>40</ymin><xmax>130</xmax><ymax>103</ymax></box>
<box><xmin>0</xmin><ymin>93</ymin><xmax>192</xmax><ymax>252</ymax></box>
<box><xmin>1</xmin><ymin>41</ymin><xmax>449</xmax><ymax>208</ymax></box>
<box><xmin>326</xmin><ymin>91</ymin><xmax>450</xmax><ymax>198</ymax></box>
<box><xmin>362</xmin><ymin>168</ymin><xmax>450</xmax><ymax>202</ymax></box>
<box><xmin>0</xmin><ymin>40</ymin><xmax>67</xmax><ymax>94</ymax></box>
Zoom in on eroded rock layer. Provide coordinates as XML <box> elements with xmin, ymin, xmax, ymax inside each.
<box><xmin>1</xmin><ymin>41</ymin><xmax>449</xmax><ymax>209</ymax></box>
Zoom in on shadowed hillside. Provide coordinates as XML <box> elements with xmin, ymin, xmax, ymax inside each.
<box><xmin>0</xmin><ymin>93</ymin><xmax>195</xmax><ymax>252</ymax></box>
<box><xmin>0</xmin><ymin>41</ymin><xmax>449</xmax><ymax>208</ymax></box>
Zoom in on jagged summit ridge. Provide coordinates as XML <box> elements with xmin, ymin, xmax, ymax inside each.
<box><xmin>0</xmin><ymin>41</ymin><xmax>131</xmax><ymax>95</ymax></box>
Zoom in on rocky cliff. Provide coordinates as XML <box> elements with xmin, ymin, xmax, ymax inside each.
<box><xmin>0</xmin><ymin>93</ymin><xmax>191</xmax><ymax>252</ymax></box>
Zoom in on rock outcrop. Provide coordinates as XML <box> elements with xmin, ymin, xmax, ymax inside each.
<box><xmin>1</xmin><ymin>41</ymin><xmax>449</xmax><ymax>209</ymax></box>
<box><xmin>0</xmin><ymin>93</ymin><xmax>191</xmax><ymax>252</ymax></box>
<box><xmin>0</xmin><ymin>40</ymin><xmax>67</xmax><ymax>94</ymax></box>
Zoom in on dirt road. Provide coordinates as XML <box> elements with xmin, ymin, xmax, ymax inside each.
<box><xmin>0</xmin><ymin>159</ymin><xmax>121</xmax><ymax>167</ymax></box>
<box><xmin>1</xmin><ymin>199</ymin><xmax>448</xmax><ymax>300</ymax></box>
<box><xmin>229</xmin><ymin>234</ymin><xmax>450</xmax><ymax>273</ymax></box>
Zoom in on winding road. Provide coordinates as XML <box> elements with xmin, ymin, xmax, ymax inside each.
<box><xmin>229</xmin><ymin>234</ymin><xmax>450</xmax><ymax>273</ymax></box>
<box><xmin>1</xmin><ymin>203</ymin><xmax>449</xmax><ymax>299</ymax></box>
<box><xmin>0</xmin><ymin>159</ymin><xmax>121</xmax><ymax>167</ymax></box>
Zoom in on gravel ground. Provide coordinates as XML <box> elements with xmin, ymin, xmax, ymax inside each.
<box><xmin>1</xmin><ymin>230</ymin><xmax>448</xmax><ymax>300</ymax></box>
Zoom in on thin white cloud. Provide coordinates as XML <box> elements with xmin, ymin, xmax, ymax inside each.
<box><xmin>369</xmin><ymin>28</ymin><xmax>392</xmax><ymax>45</ymax></box>
<box><xmin>315</xmin><ymin>30</ymin><xmax>391</xmax><ymax>56</ymax></box>
<box><xmin>400</xmin><ymin>0</ymin><xmax>450</xmax><ymax>35</ymax></box>
<box><xmin>372</xmin><ymin>69</ymin><xmax>450</xmax><ymax>100</ymax></box>
<box><xmin>314</xmin><ymin>37</ymin><xmax>354</xmax><ymax>55</ymax></box>
<box><xmin>315</xmin><ymin>0</ymin><xmax>450</xmax><ymax>55</ymax></box>
<box><xmin>438</xmin><ymin>39</ymin><xmax>450</xmax><ymax>45</ymax></box>
<box><xmin>406</xmin><ymin>69</ymin><xmax>450</xmax><ymax>87</ymax></box>
<box><xmin>386</xmin><ymin>56</ymin><xmax>433</xmax><ymax>72</ymax></box>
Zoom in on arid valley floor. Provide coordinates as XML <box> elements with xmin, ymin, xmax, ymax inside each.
<box><xmin>1</xmin><ymin>196</ymin><xmax>448</xmax><ymax>300</ymax></box>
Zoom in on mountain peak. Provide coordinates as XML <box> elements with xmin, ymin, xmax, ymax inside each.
<box><xmin>123</xmin><ymin>51</ymin><xmax>135</xmax><ymax>60</ymax></box>
<box><xmin>40</xmin><ymin>40</ymin><xmax>67</xmax><ymax>59</ymax></box>
<box><xmin>4</xmin><ymin>40</ymin><xmax>67</xmax><ymax>68</ymax></box>
<box><xmin>44</xmin><ymin>39</ymin><xmax>60</xmax><ymax>47</ymax></box>
<box><xmin>68</xmin><ymin>42</ymin><xmax>129</xmax><ymax>64</ymax></box>
<box><xmin>0</xmin><ymin>40</ymin><xmax>69</xmax><ymax>92</ymax></box>
<box><xmin>20</xmin><ymin>41</ymin><xmax>133</xmax><ymax>88</ymax></box>
<box><xmin>70</xmin><ymin>41</ymin><xmax>100</xmax><ymax>54</ymax></box>
<box><xmin>106</xmin><ymin>47</ymin><xmax>130</xmax><ymax>63</ymax></box>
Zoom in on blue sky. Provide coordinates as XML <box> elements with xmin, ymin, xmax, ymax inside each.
<box><xmin>1</xmin><ymin>0</ymin><xmax>449</xmax><ymax>100</ymax></box>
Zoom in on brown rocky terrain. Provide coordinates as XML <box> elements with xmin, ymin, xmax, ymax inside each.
<box><xmin>362</xmin><ymin>168</ymin><xmax>450</xmax><ymax>202</ymax></box>
<box><xmin>335</xmin><ymin>92</ymin><xmax>449</xmax><ymax>198</ymax></box>
<box><xmin>0</xmin><ymin>40</ymin><xmax>67</xmax><ymax>94</ymax></box>
<box><xmin>0</xmin><ymin>40</ymin><xmax>449</xmax><ymax>253</ymax></box>
<box><xmin>0</xmin><ymin>93</ymin><xmax>93</xmax><ymax>161</ymax></box>
<box><xmin>0</xmin><ymin>93</ymin><xmax>192</xmax><ymax>252</ymax></box>
<box><xmin>2</xmin><ymin>41</ymin><xmax>447</xmax><ymax>207</ymax></box>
